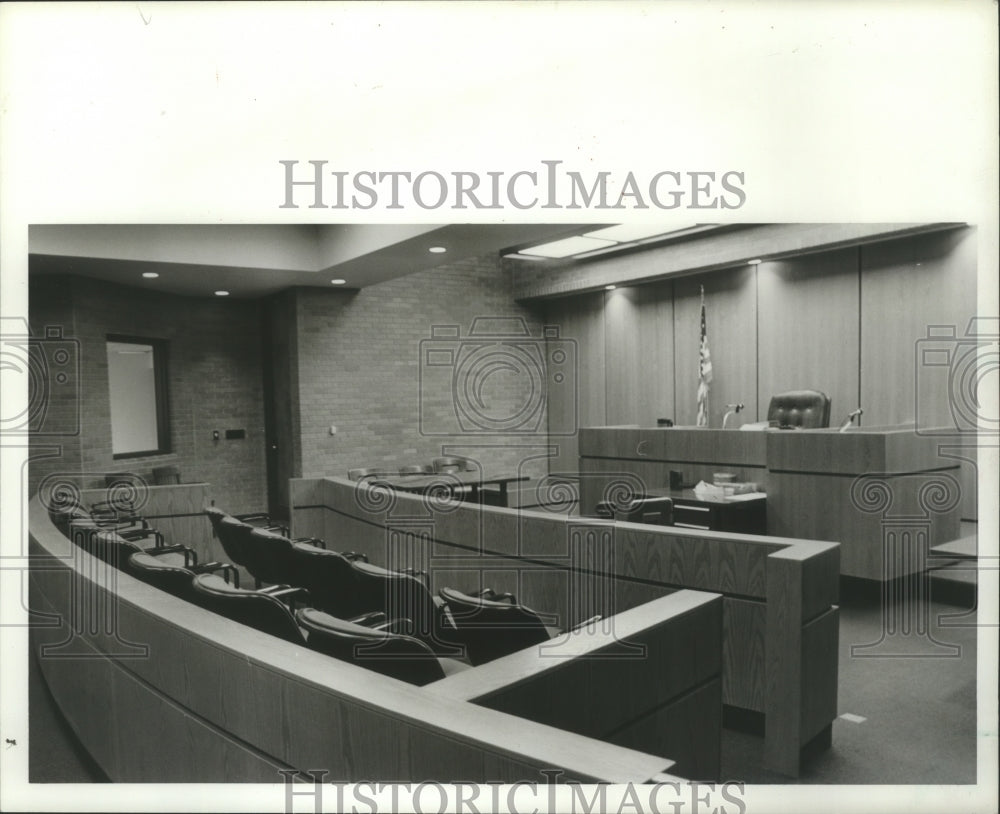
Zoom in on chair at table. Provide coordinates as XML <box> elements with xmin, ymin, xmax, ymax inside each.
<box><xmin>431</xmin><ymin>457</ymin><xmax>472</xmax><ymax>474</ymax></box>
<box><xmin>437</xmin><ymin>587</ymin><xmax>555</xmax><ymax>666</ymax></box>
<box><xmin>766</xmin><ymin>389</ymin><xmax>831</xmax><ymax>429</ymax></box>
<box><xmin>297</xmin><ymin>608</ymin><xmax>469</xmax><ymax>686</ymax></box>
<box><xmin>190</xmin><ymin>574</ymin><xmax>309</xmax><ymax>645</ymax></box>
<box><xmin>594</xmin><ymin>496</ymin><xmax>674</xmax><ymax>526</ymax></box>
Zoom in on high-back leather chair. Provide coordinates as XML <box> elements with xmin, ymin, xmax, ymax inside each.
<box><xmin>766</xmin><ymin>390</ymin><xmax>831</xmax><ymax>429</ymax></box>
<box><xmin>289</xmin><ymin>542</ymin><xmax>367</xmax><ymax>618</ymax></box>
<box><xmin>438</xmin><ymin>587</ymin><xmax>553</xmax><ymax>666</ymax></box>
<box><xmin>297</xmin><ymin>608</ymin><xmax>462</xmax><ymax>686</ymax></box>
<box><xmin>350</xmin><ymin>560</ymin><xmax>459</xmax><ymax>651</ymax></box>
<box><xmin>190</xmin><ymin>574</ymin><xmax>308</xmax><ymax>645</ymax></box>
<box><xmin>128</xmin><ymin>552</ymin><xmax>205</xmax><ymax>601</ymax></box>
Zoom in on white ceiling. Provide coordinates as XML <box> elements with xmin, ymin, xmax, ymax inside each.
<box><xmin>28</xmin><ymin>223</ymin><xmax>595</xmax><ymax>298</ymax></box>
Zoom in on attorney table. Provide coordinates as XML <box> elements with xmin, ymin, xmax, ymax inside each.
<box><xmin>579</xmin><ymin>425</ymin><xmax>961</xmax><ymax>581</ymax></box>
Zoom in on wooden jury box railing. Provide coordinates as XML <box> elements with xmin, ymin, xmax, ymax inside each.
<box><xmin>27</xmin><ymin>492</ymin><xmax>720</xmax><ymax>784</ymax></box>
<box><xmin>290</xmin><ymin>475</ymin><xmax>841</xmax><ymax>778</ymax></box>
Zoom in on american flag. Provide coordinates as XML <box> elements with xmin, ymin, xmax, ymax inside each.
<box><xmin>696</xmin><ymin>285</ymin><xmax>713</xmax><ymax>426</ymax></box>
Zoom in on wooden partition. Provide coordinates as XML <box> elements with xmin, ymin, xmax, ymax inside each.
<box><xmin>578</xmin><ymin>425</ymin><xmax>962</xmax><ymax>581</ymax></box>
<box><xmin>28</xmin><ymin>495</ymin><xmax>716</xmax><ymax>784</ymax></box>
<box><xmin>290</xmin><ymin>475</ymin><xmax>841</xmax><ymax>777</ymax></box>
<box><xmin>427</xmin><ymin>592</ymin><xmax>722</xmax><ymax>781</ymax></box>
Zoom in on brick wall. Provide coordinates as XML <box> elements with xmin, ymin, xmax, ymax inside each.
<box><xmin>292</xmin><ymin>254</ymin><xmax>555</xmax><ymax>480</ymax></box>
<box><xmin>28</xmin><ymin>275</ymin><xmax>268</xmax><ymax>514</ymax></box>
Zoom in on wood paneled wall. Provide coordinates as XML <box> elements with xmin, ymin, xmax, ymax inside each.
<box><xmin>542</xmin><ymin>227</ymin><xmax>978</xmax><ymax>518</ymax></box>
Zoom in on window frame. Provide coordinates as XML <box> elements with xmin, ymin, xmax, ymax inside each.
<box><xmin>106</xmin><ymin>334</ymin><xmax>171</xmax><ymax>459</ymax></box>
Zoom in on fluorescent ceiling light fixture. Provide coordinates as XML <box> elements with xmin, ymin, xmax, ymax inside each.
<box><xmin>214</xmin><ymin>290</ymin><xmax>230</xmax><ymax>296</ymax></box>
<box><xmin>330</xmin><ymin>278</ymin><xmax>347</xmax><ymax>285</ymax></box>
<box><xmin>428</xmin><ymin>246</ymin><xmax>447</xmax><ymax>254</ymax></box>
<box><xmin>518</xmin><ymin>236</ymin><xmax>617</xmax><ymax>259</ymax></box>
<box><xmin>605</xmin><ymin>284</ymin><xmax>617</xmax><ymax>290</ymax></box>
<box><xmin>142</xmin><ymin>272</ymin><xmax>159</xmax><ymax>279</ymax></box>
<box><xmin>584</xmin><ymin>224</ymin><xmax>700</xmax><ymax>243</ymax></box>
<box><xmin>747</xmin><ymin>258</ymin><xmax>762</xmax><ymax>265</ymax></box>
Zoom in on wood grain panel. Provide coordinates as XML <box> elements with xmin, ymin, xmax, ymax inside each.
<box><xmin>544</xmin><ymin>291</ymin><xmax>607</xmax><ymax>474</ymax></box>
<box><xmin>768</xmin><ymin>470</ymin><xmax>961</xmax><ymax>580</ymax></box>
<box><xmin>604</xmin><ymin>282</ymin><xmax>676</xmax><ymax>427</ymax></box>
<box><xmin>432</xmin><ymin>592</ymin><xmax>721</xmax><ymax>779</ymax></box>
<box><xmin>721</xmin><ymin>598</ymin><xmax>766</xmax><ymax>711</ymax></box>
<box><xmin>757</xmin><ymin>248</ymin><xmax>860</xmax><ymax>427</ymax></box>
<box><xmin>673</xmin><ymin>266</ymin><xmax>758</xmax><ymax>428</ymax></box>
<box><xmin>608</xmin><ymin>678</ymin><xmax>722</xmax><ymax>781</ymax></box>
<box><xmin>859</xmin><ymin>227</ymin><xmax>977</xmax><ymax>430</ymax></box>
<box><xmin>764</xmin><ymin>550</ymin><xmax>805</xmax><ymax>777</ymax></box>
<box><xmin>799</xmin><ymin>607</ymin><xmax>840</xmax><ymax>742</ymax></box>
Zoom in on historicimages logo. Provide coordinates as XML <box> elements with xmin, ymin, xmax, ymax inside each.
<box><xmin>419</xmin><ymin>317</ymin><xmax>577</xmax><ymax>436</ymax></box>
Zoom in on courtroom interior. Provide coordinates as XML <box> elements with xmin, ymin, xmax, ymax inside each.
<box><xmin>24</xmin><ymin>222</ymin><xmax>982</xmax><ymax>786</ymax></box>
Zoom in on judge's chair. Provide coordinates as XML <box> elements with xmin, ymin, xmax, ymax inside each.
<box><xmin>766</xmin><ymin>390</ymin><xmax>831</xmax><ymax>429</ymax></box>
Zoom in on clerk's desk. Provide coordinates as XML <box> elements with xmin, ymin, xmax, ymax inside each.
<box><xmin>578</xmin><ymin>425</ymin><xmax>962</xmax><ymax>581</ymax></box>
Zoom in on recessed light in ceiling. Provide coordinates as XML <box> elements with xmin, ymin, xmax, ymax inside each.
<box><xmin>747</xmin><ymin>258</ymin><xmax>762</xmax><ymax>265</ymax></box>
<box><xmin>142</xmin><ymin>272</ymin><xmax>159</xmax><ymax>279</ymax></box>
<box><xmin>605</xmin><ymin>284</ymin><xmax>617</xmax><ymax>290</ymax></box>
<box><xmin>429</xmin><ymin>246</ymin><xmax>447</xmax><ymax>254</ymax></box>
<box><xmin>214</xmin><ymin>290</ymin><xmax>230</xmax><ymax>297</ymax></box>
<box><xmin>330</xmin><ymin>278</ymin><xmax>347</xmax><ymax>285</ymax></box>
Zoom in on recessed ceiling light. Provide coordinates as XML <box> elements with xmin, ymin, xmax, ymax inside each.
<box><xmin>330</xmin><ymin>278</ymin><xmax>347</xmax><ymax>285</ymax></box>
<box><xmin>605</xmin><ymin>284</ymin><xmax>617</xmax><ymax>291</ymax></box>
<box><xmin>747</xmin><ymin>258</ymin><xmax>762</xmax><ymax>265</ymax></box>
<box><xmin>428</xmin><ymin>246</ymin><xmax>447</xmax><ymax>254</ymax></box>
<box><xmin>214</xmin><ymin>290</ymin><xmax>230</xmax><ymax>297</ymax></box>
<box><xmin>142</xmin><ymin>272</ymin><xmax>159</xmax><ymax>279</ymax></box>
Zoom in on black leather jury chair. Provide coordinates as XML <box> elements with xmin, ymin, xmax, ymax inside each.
<box><xmin>190</xmin><ymin>573</ymin><xmax>308</xmax><ymax>645</ymax></box>
<box><xmin>437</xmin><ymin>587</ymin><xmax>555</xmax><ymax>666</ymax></box>
<box><xmin>350</xmin><ymin>560</ymin><xmax>462</xmax><ymax>653</ymax></box>
<box><xmin>128</xmin><ymin>552</ymin><xmax>229</xmax><ymax>601</ymax></box>
<box><xmin>288</xmin><ymin>542</ymin><xmax>370</xmax><ymax>618</ymax></box>
<box><xmin>766</xmin><ymin>390</ymin><xmax>831</xmax><ymax>429</ymax></box>
<box><xmin>297</xmin><ymin>608</ymin><xmax>469</xmax><ymax>686</ymax></box>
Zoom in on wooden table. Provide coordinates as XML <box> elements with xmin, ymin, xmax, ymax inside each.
<box><xmin>371</xmin><ymin>473</ymin><xmax>529</xmax><ymax>507</ymax></box>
